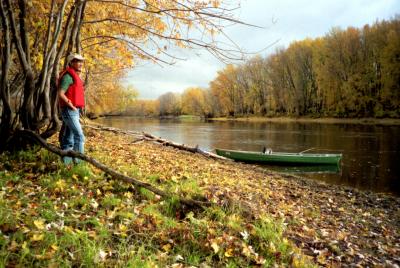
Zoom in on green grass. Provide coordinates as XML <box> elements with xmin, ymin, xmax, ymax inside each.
<box><xmin>101</xmin><ymin>194</ymin><xmax>122</xmax><ymax>209</ymax></box>
<box><xmin>163</xmin><ymin>195</ymin><xmax>180</xmax><ymax>217</ymax></box>
<box><xmin>139</xmin><ymin>187</ymin><xmax>155</xmax><ymax>200</ymax></box>
<box><xmin>178</xmin><ymin>115</ymin><xmax>202</xmax><ymax>121</ymax></box>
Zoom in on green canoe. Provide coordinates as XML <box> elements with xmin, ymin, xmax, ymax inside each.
<box><xmin>215</xmin><ymin>148</ymin><xmax>342</xmax><ymax>166</ymax></box>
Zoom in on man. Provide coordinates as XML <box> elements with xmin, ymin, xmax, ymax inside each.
<box><xmin>58</xmin><ymin>53</ymin><xmax>85</xmax><ymax>164</ymax></box>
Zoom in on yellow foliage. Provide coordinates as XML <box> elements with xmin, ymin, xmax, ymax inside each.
<box><xmin>181</xmin><ymin>87</ymin><xmax>208</xmax><ymax>115</ymax></box>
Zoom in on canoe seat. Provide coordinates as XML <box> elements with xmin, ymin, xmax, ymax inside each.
<box><xmin>262</xmin><ymin>147</ymin><xmax>272</xmax><ymax>154</ymax></box>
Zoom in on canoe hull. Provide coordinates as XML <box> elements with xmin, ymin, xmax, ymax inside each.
<box><xmin>215</xmin><ymin>149</ymin><xmax>342</xmax><ymax>166</ymax></box>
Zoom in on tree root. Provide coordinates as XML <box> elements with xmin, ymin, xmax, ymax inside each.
<box><xmin>18</xmin><ymin>129</ymin><xmax>212</xmax><ymax>209</ymax></box>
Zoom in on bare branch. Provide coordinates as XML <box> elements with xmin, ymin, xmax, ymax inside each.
<box><xmin>82</xmin><ymin>35</ymin><xmax>178</xmax><ymax>64</ymax></box>
<box><xmin>76</xmin><ymin>0</ymin><xmax>87</xmax><ymax>53</ymax></box>
<box><xmin>170</xmin><ymin>0</ymin><xmax>261</xmax><ymax>28</ymax></box>
<box><xmin>43</xmin><ymin>0</ymin><xmax>56</xmax><ymax>60</ymax></box>
<box><xmin>68</xmin><ymin>0</ymin><xmax>85</xmax><ymax>55</ymax></box>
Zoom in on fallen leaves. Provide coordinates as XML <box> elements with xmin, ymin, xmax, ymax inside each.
<box><xmin>30</xmin><ymin>233</ymin><xmax>44</xmax><ymax>242</ymax></box>
<box><xmin>0</xmin><ymin>128</ymin><xmax>399</xmax><ymax>267</ymax></box>
<box><xmin>95</xmin><ymin>129</ymin><xmax>400</xmax><ymax>266</ymax></box>
<box><xmin>210</xmin><ymin>241</ymin><xmax>219</xmax><ymax>253</ymax></box>
<box><xmin>33</xmin><ymin>219</ymin><xmax>46</xmax><ymax>230</ymax></box>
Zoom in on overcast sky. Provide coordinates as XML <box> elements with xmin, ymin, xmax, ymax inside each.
<box><xmin>123</xmin><ymin>0</ymin><xmax>400</xmax><ymax>100</ymax></box>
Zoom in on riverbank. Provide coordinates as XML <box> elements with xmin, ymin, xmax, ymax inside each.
<box><xmin>0</xmin><ymin>127</ymin><xmax>399</xmax><ymax>266</ymax></box>
<box><xmin>94</xmin><ymin>114</ymin><xmax>400</xmax><ymax>125</ymax></box>
<box><xmin>209</xmin><ymin>116</ymin><xmax>400</xmax><ymax>125</ymax></box>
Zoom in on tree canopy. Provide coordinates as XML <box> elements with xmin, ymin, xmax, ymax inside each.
<box><xmin>208</xmin><ymin>17</ymin><xmax>400</xmax><ymax>118</ymax></box>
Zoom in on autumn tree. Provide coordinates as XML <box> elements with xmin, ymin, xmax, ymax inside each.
<box><xmin>241</xmin><ymin>55</ymin><xmax>270</xmax><ymax>115</ymax></box>
<box><xmin>378</xmin><ymin>18</ymin><xmax>400</xmax><ymax>116</ymax></box>
<box><xmin>158</xmin><ymin>92</ymin><xmax>181</xmax><ymax>116</ymax></box>
<box><xmin>266</xmin><ymin>49</ymin><xmax>290</xmax><ymax>114</ymax></box>
<box><xmin>209</xmin><ymin>64</ymin><xmax>240</xmax><ymax>116</ymax></box>
<box><xmin>281</xmin><ymin>40</ymin><xmax>319</xmax><ymax>115</ymax></box>
<box><xmin>181</xmin><ymin>87</ymin><xmax>209</xmax><ymax>117</ymax></box>
<box><xmin>0</xmin><ymin>0</ymin><xmax>248</xmax><ymax>151</ymax></box>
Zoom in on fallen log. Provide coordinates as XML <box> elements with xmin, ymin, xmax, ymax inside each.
<box><xmin>84</xmin><ymin>124</ymin><xmax>229</xmax><ymax>161</ymax></box>
<box><xmin>141</xmin><ymin>133</ymin><xmax>229</xmax><ymax>161</ymax></box>
<box><xmin>85</xmin><ymin>124</ymin><xmax>142</xmax><ymax>137</ymax></box>
<box><xmin>19</xmin><ymin>129</ymin><xmax>212</xmax><ymax>209</ymax></box>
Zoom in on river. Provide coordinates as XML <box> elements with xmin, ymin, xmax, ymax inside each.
<box><xmin>96</xmin><ymin>116</ymin><xmax>400</xmax><ymax>196</ymax></box>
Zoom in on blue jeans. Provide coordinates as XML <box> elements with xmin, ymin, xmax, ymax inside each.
<box><xmin>60</xmin><ymin>108</ymin><xmax>85</xmax><ymax>164</ymax></box>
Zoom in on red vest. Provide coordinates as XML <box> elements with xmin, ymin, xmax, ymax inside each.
<box><xmin>59</xmin><ymin>67</ymin><xmax>85</xmax><ymax>108</ymax></box>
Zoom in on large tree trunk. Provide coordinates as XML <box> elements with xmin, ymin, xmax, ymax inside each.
<box><xmin>0</xmin><ymin>0</ymin><xmax>13</xmax><ymax>151</ymax></box>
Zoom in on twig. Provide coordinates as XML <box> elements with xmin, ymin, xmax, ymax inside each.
<box><xmin>299</xmin><ymin>148</ymin><xmax>315</xmax><ymax>154</ymax></box>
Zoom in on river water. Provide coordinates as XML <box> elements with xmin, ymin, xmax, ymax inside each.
<box><xmin>96</xmin><ymin>117</ymin><xmax>400</xmax><ymax>196</ymax></box>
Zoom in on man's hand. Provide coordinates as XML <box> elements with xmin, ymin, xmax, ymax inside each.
<box><xmin>67</xmin><ymin>99</ymin><xmax>77</xmax><ymax>111</ymax></box>
<box><xmin>59</xmin><ymin>89</ymin><xmax>77</xmax><ymax>111</ymax></box>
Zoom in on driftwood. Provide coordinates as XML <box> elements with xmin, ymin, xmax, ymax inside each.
<box><xmin>19</xmin><ymin>129</ymin><xmax>212</xmax><ymax>209</ymax></box>
<box><xmin>142</xmin><ymin>133</ymin><xmax>228</xmax><ymax>160</ymax></box>
<box><xmin>85</xmin><ymin>124</ymin><xmax>229</xmax><ymax>161</ymax></box>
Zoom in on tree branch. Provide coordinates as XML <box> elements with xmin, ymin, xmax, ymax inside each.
<box><xmin>0</xmin><ymin>0</ymin><xmax>13</xmax><ymax>146</ymax></box>
<box><xmin>5</xmin><ymin>0</ymin><xmax>30</xmax><ymax>72</ymax></box>
<box><xmin>75</xmin><ymin>0</ymin><xmax>87</xmax><ymax>53</ymax></box>
<box><xmin>18</xmin><ymin>0</ymin><xmax>31</xmax><ymax>66</ymax></box>
<box><xmin>68</xmin><ymin>0</ymin><xmax>85</xmax><ymax>55</ymax></box>
<box><xmin>82</xmin><ymin>35</ymin><xmax>172</xmax><ymax>64</ymax></box>
<box><xmin>83</xmin><ymin>17</ymin><xmax>244</xmax><ymax>61</ymax></box>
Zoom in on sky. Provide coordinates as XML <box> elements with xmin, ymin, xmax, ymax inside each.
<box><xmin>123</xmin><ymin>0</ymin><xmax>400</xmax><ymax>100</ymax></box>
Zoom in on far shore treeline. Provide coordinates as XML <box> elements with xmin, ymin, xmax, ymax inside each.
<box><xmin>119</xmin><ymin>17</ymin><xmax>399</xmax><ymax>119</ymax></box>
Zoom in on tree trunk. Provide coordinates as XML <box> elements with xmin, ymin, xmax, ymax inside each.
<box><xmin>0</xmin><ymin>0</ymin><xmax>13</xmax><ymax>150</ymax></box>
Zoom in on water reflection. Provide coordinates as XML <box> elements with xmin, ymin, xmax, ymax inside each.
<box><xmin>266</xmin><ymin>164</ymin><xmax>341</xmax><ymax>174</ymax></box>
<box><xmin>96</xmin><ymin>117</ymin><xmax>400</xmax><ymax>196</ymax></box>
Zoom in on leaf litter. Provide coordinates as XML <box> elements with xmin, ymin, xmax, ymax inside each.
<box><xmin>0</xmin><ymin>127</ymin><xmax>398</xmax><ymax>267</ymax></box>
